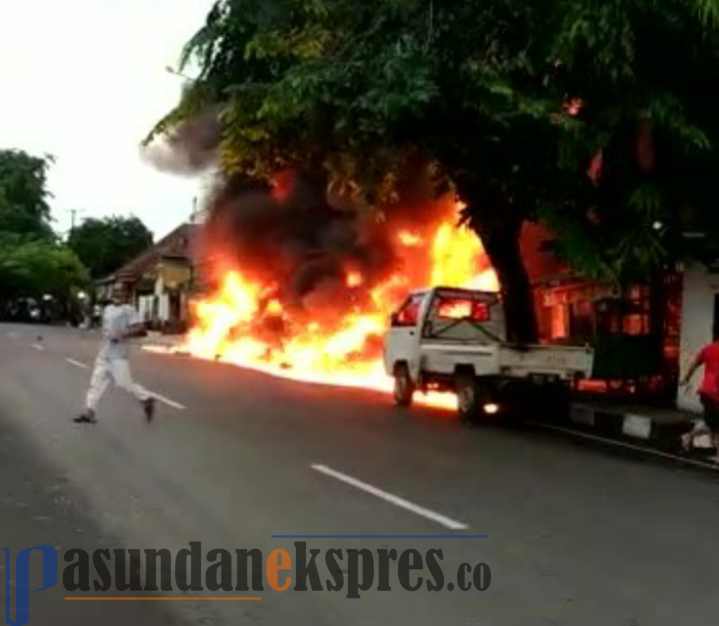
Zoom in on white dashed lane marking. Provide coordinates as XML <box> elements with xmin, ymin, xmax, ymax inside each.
<box><xmin>148</xmin><ymin>392</ymin><xmax>186</xmax><ymax>411</ymax></box>
<box><xmin>65</xmin><ymin>358</ymin><xmax>89</xmax><ymax>370</ymax></box>
<box><xmin>63</xmin><ymin>355</ymin><xmax>186</xmax><ymax>411</ymax></box>
<box><xmin>311</xmin><ymin>463</ymin><xmax>469</xmax><ymax>530</ymax></box>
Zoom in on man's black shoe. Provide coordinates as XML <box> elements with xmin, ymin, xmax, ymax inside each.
<box><xmin>143</xmin><ymin>397</ymin><xmax>156</xmax><ymax>423</ymax></box>
<box><xmin>73</xmin><ymin>411</ymin><xmax>97</xmax><ymax>424</ymax></box>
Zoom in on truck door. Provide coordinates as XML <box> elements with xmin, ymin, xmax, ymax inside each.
<box><xmin>386</xmin><ymin>293</ymin><xmax>425</xmax><ymax>381</ymax></box>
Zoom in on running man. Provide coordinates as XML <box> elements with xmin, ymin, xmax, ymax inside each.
<box><xmin>74</xmin><ymin>286</ymin><xmax>155</xmax><ymax>424</ymax></box>
<box><xmin>680</xmin><ymin>338</ymin><xmax>719</xmax><ymax>457</ymax></box>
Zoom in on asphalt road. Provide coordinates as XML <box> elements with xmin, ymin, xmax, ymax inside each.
<box><xmin>2</xmin><ymin>323</ymin><xmax>719</xmax><ymax>625</ymax></box>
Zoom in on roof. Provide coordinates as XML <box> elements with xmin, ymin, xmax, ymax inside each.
<box><xmin>108</xmin><ymin>223</ymin><xmax>199</xmax><ymax>282</ymax></box>
<box><xmin>94</xmin><ymin>275</ymin><xmax>116</xmax><ymax>286</ymax></box>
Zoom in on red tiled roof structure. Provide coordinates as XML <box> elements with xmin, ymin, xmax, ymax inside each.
<box><xmin>111</xmin><ymin>223</ymin><xmax>199</xmax><ymax>283</ymax></box>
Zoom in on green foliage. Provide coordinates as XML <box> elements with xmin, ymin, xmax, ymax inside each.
<box><xmin>551</xmin><ymin>0</ymin><xmax>719</xmax><ymax>279</ymax></box>
<box><xmin>0</xmin><ymin>149</ymin><xmax>54</xmax><ymax>239</ymax></box>
<box><xmin>0</xmin><ymin>236</ymin><xmax>89</xmax><ymax>299</ymax></box>
<box><xmin>67</xmin><ymin>216</ymin><xmax>153</xmax><ymax>279</ymax></box>
<box><xmin>151</xmin><ymin>0</ymin><xmax>719</xmax><ymax>338</ymax></box>
<box><xmin>0</xmin><ymin>149</ymin><xmax>91</xmax><ymax>309</ymax></box>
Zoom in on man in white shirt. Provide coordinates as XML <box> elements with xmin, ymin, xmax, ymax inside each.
<box><xmin>74</xmin><ymin>286</ymin><xmax>155</xmax><ymax>424</ymax></box>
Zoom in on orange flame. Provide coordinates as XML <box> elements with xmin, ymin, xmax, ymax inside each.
<box><xmin>437</xmin><ymin>299</ymin><xmax>473</xmax><ymax>319</ymax></box>
<box><xmin>398</xmin><ymin>231</ymin><xmax>423</xmax><ymax>247</ymax></box>
<box><xmin>157</xmin><ymin>199</ymin><xmax>499</xmax><ymax>411</ymax></box>
<box><xmin>346</xmin><ymin>272</ymin><xmax>364</xmax><ymax>288</ymax></box>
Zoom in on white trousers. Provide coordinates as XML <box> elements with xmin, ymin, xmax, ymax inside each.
<box><xmin>85</xmin><ymin>356</ymin><xmax>150</xmax><ymax>412</ymax></box>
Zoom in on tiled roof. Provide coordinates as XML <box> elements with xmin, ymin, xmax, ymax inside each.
<box><xmin>101</xmin><ymin>222</ymin><xmax>199</xmax><ymax>283</ymax></box>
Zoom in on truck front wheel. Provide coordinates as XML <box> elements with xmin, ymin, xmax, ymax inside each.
<box><xmin>455</xmin><ymin>373</ymin><xmax>480</xmax><ymax>422</ymax></box>
<box><xmin>393</xmin><ymin>364</ymin><xmax>415</xmax><ymax>407</ymax></box>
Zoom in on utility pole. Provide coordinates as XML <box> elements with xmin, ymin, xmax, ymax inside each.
<box><xmin>66</xmin><ymin>209</ymin><xmax>84</xmax><ymax>237</ymax></box>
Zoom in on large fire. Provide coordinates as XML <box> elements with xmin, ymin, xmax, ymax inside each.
<box><xmin>149</xmin><ymin>198</ymin><xmax>498</xmax><ymax>409</ymax></box>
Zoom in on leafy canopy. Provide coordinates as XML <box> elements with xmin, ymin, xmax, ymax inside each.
<box><xmin>151</xmin><ymin>0</ymin><xmax>719</xmax><ymax>341</ymax></box>
<box><xmin>0</xmin><ymin>149</ymin><xmax>55</xmax><ymax>239</ymax></box>
<box><xmin>152</xmin><ymin>0</ymin><xmax>719</xmax><ymax>280</ymax></box>
<box><xmin>0</xmin><ymin>235</ymin><xmax>89</xmax><ymax>299</ymax></box>
<box><xmin>0</xmin><ymin>148</ymin><xmax>91</xmax><ymax>306</ymax></box>
<box><xmin>544</xmin><ymin>0</ymin><xmax>719</xmax><ymax>281</ymax></box>
<box><xmin>67</xmin><ymin>216</ymin><xmax>154</xmax><ymax>279</ymax></box>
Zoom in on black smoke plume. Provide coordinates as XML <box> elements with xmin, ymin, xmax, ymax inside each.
<box><xmin>197</xmin><ymin>170</ymin><xmax>399</xmax><ymax>313</ymax></box>
<box><xmin>144</xmin><ymin>112</ymin><xmax>402</xmax><ymax>312</ymax></box>
<box><xmin>143</xmin><ymin>107</ymin><xmax>222</xmax><ymax>175</ymax></box>
<box><xmin>144</xmin><ymin>110</ymin><xmax>456</xmax><ymax>325</ymax></box>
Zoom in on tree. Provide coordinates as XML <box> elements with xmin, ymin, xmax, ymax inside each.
<box><xmin>541</xmin><ymin>0</ymin><xmax>719</xmax><ymax>285</ymax></box>
<box><xmin>67</xmin><ymin>216</ymin><xmax>153</xmax><ymax>279</ymax></box>
<box><xmin>0</xmin><ymin>150</ymin><xmax>90</xmax><ymax>319</ymax></box>
<box><xmin>0</xmin><ymin>149</ymin><xmax>54</xmax><ymax>239</ymax></box>
<box><xmin>149</xmin><ymin>0</ymin><xmax>719</xmax><ymax>342</ymax></box>
<box><xmin>0</xmin><ymin>236</ymin><xmax>89</xmax><ymax>301</ymax></box>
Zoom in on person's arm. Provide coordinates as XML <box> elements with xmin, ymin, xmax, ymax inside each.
<box><xmin>115</xmin><ymin>308</ymin><xmax>146</xmax><ymax>340</ymax></box>
<box><xmin>121</xmin><ymin>324</ymin><xmax>147</xmax><ymax>339</ymax></box>
<box><xmin>680</xmin><ymin>350</ymin><xmax>705</xmax><ymax>386</ymax></box>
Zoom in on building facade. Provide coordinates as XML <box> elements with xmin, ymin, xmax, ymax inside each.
<box><xmin>521</xmin><ymin>222</ymin><xmax>682</xmax><ymax>403</ymax></box>
<box><xmin>97</xmin><ymin>223</ymin><xmax>198</xmax><ymax>333</ymax></box>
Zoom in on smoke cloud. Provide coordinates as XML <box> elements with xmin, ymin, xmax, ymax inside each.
<box><xmin>196</xmin><ymin>171</ymin><xmax>398</xmax><ymax>312</ymax></box>
<box><xmin>145</xmin><ymin>109</ymin><xmax>460</xmax><ymax>328</ymax></box>
<box><xmin>142</xmin><ymin>107</ymin><xmax>222</xmax><ymax>175</ymax></box>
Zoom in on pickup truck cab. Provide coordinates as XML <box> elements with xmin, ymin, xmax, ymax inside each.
<box><xmin>383</xmin><ymin>287</ymin><xmax>594</xmax><ymax>421</ymax></box>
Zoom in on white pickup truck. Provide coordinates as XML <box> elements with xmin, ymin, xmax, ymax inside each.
<box><xmin>383</xmin><ymin>287</ymin><xmax>595</xmax><ymax>421</ymax></box>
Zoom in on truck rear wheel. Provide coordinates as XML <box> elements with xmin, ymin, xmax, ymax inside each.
<box><xmin>393</xmin><ymin>364</ymin><xmax>415</xmax><ymax>407</ymax></box>
<box><xmin>455</xmin><ymin>373</ymin><xmax>480</xmax><ymax>423</ymax></box>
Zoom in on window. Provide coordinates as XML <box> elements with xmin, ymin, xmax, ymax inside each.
<box><xmin>569</xmin><ymin>300</ymin><xmax>593</xmax><ymax>342</ymax></box>
<box><xmin>393</xmin><ymin>294</ymin><xmax>424</xmax><ymax>327</ymax></box>
<box><xmin>596</xmin><ymin>299</ymin><xmax>622</xmax><ymax>335</ymax></box>
<box><xmin>551</xmin><ymin>303</ymin><xmax>569</xmax><ymax>340</ymax></box>
<box><xmin>541</xmin><ymin>291</ymin><xmax>569</xmax><ymax>340</ymax></box>
<box><xmin>434</xmin><ymin>297</ymin><xmax>490</xmax><ymax>322</ymax></box>
<box><xmin>622</xmin><ymin>286</ymin><xmax>651</xmax><ymax>336</ymax></box>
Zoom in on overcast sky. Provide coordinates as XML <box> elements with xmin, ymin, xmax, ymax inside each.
<box><xmin>0</xmin><ymin>0</ymin><xmax>215</xmax><ymax>240</ymax></box>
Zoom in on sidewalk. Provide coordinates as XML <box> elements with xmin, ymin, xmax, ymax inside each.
<box><xmin>141</xmin><ymin>332</ymin><xmax>186</xmax><ymax>349</ymax></box>
<box><xmin>565</xmin><ymin>397</ymin><xmax>704</xmax><ymax>451</ymax></box>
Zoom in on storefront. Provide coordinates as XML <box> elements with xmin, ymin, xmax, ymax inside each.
<box><xmin>535</xmin><ymin>274</ymin><xmax>682</xmax><ymax>402</ymax></box>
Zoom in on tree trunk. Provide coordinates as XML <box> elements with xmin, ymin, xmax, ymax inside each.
<box><xmin>457</xmin><ymin>185</ymin><xmax>539</xmax><ymax>344</ymax></box>
<box><xmin>477</xmin><ymin>219</ymin><xmax>539</xmax><ymax>344</ymax></box>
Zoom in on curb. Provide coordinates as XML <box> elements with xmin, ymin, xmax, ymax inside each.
<box><xmin>567</xmin><ymin>403</ymin><xmax>696</xmax><ymax>451</ymax></box>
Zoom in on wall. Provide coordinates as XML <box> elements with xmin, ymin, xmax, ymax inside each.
<box><xmin>520</xmin><ymin>222</ymin><xmax>567</xmax><ymax>284</ymax></box>
<box><xmin>677</xmin><ymin>262</ymin><xmax>719</xmax><ymax>412</ymax></box>
<box><xmin>137</xmin><ymin>295</ymin><xmax>154</xmax><ymax>323</ymax></box>
<box><xmin>154</xmin><ymin>276</ymin><xmax>169</xmax><ymax>323</ymax></box>
<box><xmin>159</xmin><ymin>294</ymin><xmax>170</xmax><ymax>322</ymax></box>
<box><xmin>158</xmin><ymin>260</ymin><xmax>191</xmax><ymax>290</ymax></box>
